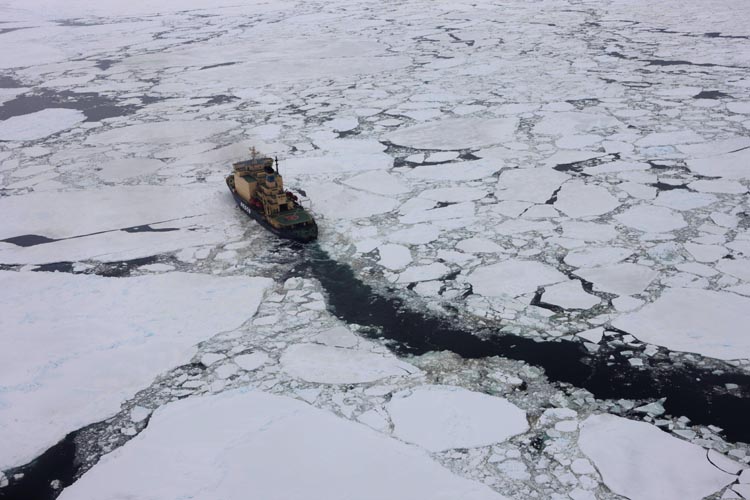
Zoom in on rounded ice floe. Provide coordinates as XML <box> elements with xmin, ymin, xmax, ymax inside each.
<box><xmin>384</xmin><ymin>117</ymin><xmax>517</xmax><ymax>150</ymax></box>
<box><xmin>233</xmin><ymin>351</ymin><xmax>269</xmax><ymax>371</ymax></box>
<box><xmin>280</xmin><ymin>343</ymin><xmax>418</xmax><ymax>384</ymax></box>
<box><xmin>555</xmin><ymin>134</ymin><xmax>602</xmax><ymax>149</ymax></box>
<box><xmin>612</xmin><ymin>288</ymin><xmax>750</xmax><ymax>360</ymax></box>
<box><xmin>575</xmin><ymin>263</ymin><xmax>657</xmax><ymax>296</ymax></box>
<box><xmin>541</xmin><ymin>280</ymin><xmax>600</xmax><ymax>310</ymax></box>
<box><xmin>553</xmin><ymin>181</ymin><xmax>620</xmax><ymax>218</ymax></box>
<box><xmin>579</xmin><ymin>414</ymin><xmax>735</xmax><ymax>500</ymax></box>
<box><xmin>0</xmin><ymin>108</ymin><xmax>85</xmax><ymax>141</ymax></box>
<box><xmin>377</xmin><ymin>244</ymin><xmax>412</xmax><ymax>270</ymax></box>
<box><xmin>468</xmin><ymin>259</ymin><xmax>567</xmax><ymax>297</ymax></box>
<box><xmin>59</xmin><ymin>391</ymin><xmax>508</xmax><ymax>500</ymax></box>
<box><xmin>387</xmin><ymin>386</ymin><xmax>528</xmax><ymax>452</ymax></box>
<box><xmin>717</xmin><ymin>258</ymin><xmax>750</xmax><ymax>281</ymax></box>
<box><xmin>615</xmin><ymin>205</ymin><xmax>687</xmax><ymax>233</ymax></box>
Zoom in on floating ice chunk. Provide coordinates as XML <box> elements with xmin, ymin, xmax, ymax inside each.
<box><xmin>575</xmin><ymin>263</ymin><xmax>657</xmax><ymax>296</ymax></box>
<box><xmin>343</xmin><ymin>170</ymin><xmax>410</xmax><ymax>195</ymax></box>
<box><xmin>0</xmin><ymin>271</ymin><xmax>272</xmax><ymax>470</ymax></box>
<box><xmin>495</xmin><ymin>219</ymin><xmax>554</xmax><ymax>236</ymax></box>
<box><xmin>554</xmin><ymin>181</ymin><xmax>620</xmax><ymax>218</ymax></box>
<box><xmin>95</xmin><ymin>158</ymin><xmax>164</xmax><ymax>182</ymax></box>
<box><xmin>534</xmin><ymin>112</ymin><xmax>622</xmax><ymax>135</ymax></box>
<box><xmin>619</xmin><ymin>181</ymin><xmax>657</xmax><ymax>200</ymax></box>
<box><xmin>280</xmin><ymin>343</ymin><xmax>418</xmax><ymax>384</ymax></box>
<box><xmin>385</xmin><ymin>118</ymin><xmax>517</xmax><ymax>150</ymax></box>
<box><xmin>419</xmin><ymin>187</ymin><xmax>487</xmax><ymax>203</ymax></box>
<box><xmin>636</xmin><ymin>130</ymin><xmax>703</xmax><ymax>146</ymax></box>
<box><xmin>388</xmin><ymin>224</ymin><xmax>441</xmax><ymax>245</ymax></box>
<box><xmin>234</xmin><ymin>352</ymin><xmax>269</xmax><ymax>371</ymax></box>
<box><xmin>654</xmin><ymin>190</ymin><xmax>718</xmax><ymax>211</ymax></box>
<box><xmin>86</xmin><ymin>120</ymin><xmax>238</xmax><ymax>146</ymax></box>
<box><xmin>689</xmin><ymin>180</ymin><xmax>746</xmax><ymax>194</ymax></box>
<box><xmin>615</xmin><ymin>205</ymin><xmax>687</xmax><ymax>232</ymax></box>
<box><xmin>378</xmin><ymin>244</ymin><xmax>412</xmax><ymax>270</ymax></box>
<box><xmin>555</xmin><ymin>134</ymin><xmax>601</xmax><ymax>149</ymax></box>
<box><xmin>426</xmin><ymin>151</ymin><xmax>459</xmax><ymax>163</ymax></box>
<box><xmin>564</xmin><ymin>246</ymin><xmax>633</xmax><ymax>268</ymax></box>
<box><xmin>541</xmin><ymin>280</ymin><xmax>600</xmax><ymax>309</ymax></box>
<box><xmin>60</xmin><ymin>391</ymin><xmax>507</xmax><ymax>500</ymax></box>
<box><xmin>685</xmin><ymin>243</ymin><xmax>726</xmax><ymax>262</ymax></box>
<box><xmin>584</xmin><ymin>160</ymin><xmax>650</xmax><ymax>175</ymax></box>
<box><xmin>328</xmin><ymin>117</ymin><xmax>358</xmax><ymax>132</ymax></box>
<box><xmin>717</xmin><ymin>258</ymin><xmax>750</xmax><ymax>281</ymax></box>
<box><xmin>521</xmin><ymin>204</ymin><xmax>560</xmax><ymax>219</ymax></box>
<box><xmin>613</xmin><ymin>288</ymin><xmax>750</xmax><ymax>360</ymax></box>
<box><xmin>687</xmin><ymin>148</ymin><xmax>750</xmax><ymax>180</ymax></box>
<box><xmin>387</xmin><ymin>386</ymin><xmax>528</xmax><ymax>452</ymax></box>
<box><xmin>576</xmin><ymin>327</ymin><xmax>604</xmax><ymax>344</ymax></box>
<box><xmin>399</xmin><ymin>201</ymin><xmax>475</xmax><ymax>224</ymax></box>
<box><xmin>495</xmin><ymin>168</ymin><xmax>570</xmax><ymax>203</ymax></box>
<box><xmin>397</xmin><ymin>262</ymin><xmax>449</xmax><ymax>283</ymax></box>
<box><xmin>129</xmin><ymin>406</ymin><xmax>150</xmax><ymax>424</ymax></box>
<box><xmin>0</xmin><ymin>108</ymin><xmax>85</xmax><ymax>141</ymax></box>
<box><xmin>313</xmin><ymin>326</ymin><xmax>360</xmax><ymax>348</ymax></box>
<box><xmin>727</xmin><ymin>102</ymin><xmax>750</xmax><ymax>114</ymax></box>
<box><xmin>579</xmin><ymin>414</ymin><xmax>734</xmax><ymax>500</ymax></box>
<box><xmin>305</xmin><ymin>182</ymin><xmax>398</xmax><ymax>220</ymax></box>
<box><xmin>561</xmin><ymin>221</ymin><xmax>618</xmax><ymax>241</ymax></box>
<box><xmin>468</xmin><ymin>260</ymin><xmax>567</xmax><ymax>297</ymax></box>
<box><xmin>200</xmin><ymin>353</ymin><xmax>226</xmax><ymax>366</ymax></box>
<box><xmin>456</xmin><ymin>237</ymin><xmax>504</xmax><ymax>254</ymax></box>
<box><xmin>612</xmin><ymin>295</ymin><xmax>645</xmax><ymax>311</ymax></box>
<box><xmin>406</xmin><ymin>159</ymin><xmax>501</xmax><ymax>181</ymax></box>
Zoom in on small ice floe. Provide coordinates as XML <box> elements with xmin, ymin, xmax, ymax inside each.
<box><xmin>387</xmin><ymin>385</ymin><xmax>528</xmax><ymax>452</ymax></box>
<box><xmin>579</xmin><ymin>414</ymin><xmax>735</xmax><ymax>500</ymax></box>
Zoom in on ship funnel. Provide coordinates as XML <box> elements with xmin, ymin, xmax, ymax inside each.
<box><xmin>275</xmin><ymin>156</ymin><xmax>279</xmax><ymax>174</ymax></box>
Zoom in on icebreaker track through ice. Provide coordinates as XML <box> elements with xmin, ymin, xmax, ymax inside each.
<box><xmin>2</xmin><ymin>0</ymin><xmax>750</xmax><ymax>499</ymax></box>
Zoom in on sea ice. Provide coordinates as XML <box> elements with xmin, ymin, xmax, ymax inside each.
<box><xmin>280</xmin><ymin>343</ymin><xmax>418</xmax><ymax>384</ymax></box>
<box><xmin>468</xmin><ymin>260</ymin><xmax>567</xmax><ymax>297</ymax></box>
<box><xmin>579</xmin><ymin>414</ymin><xmax>734</xmax><ymax>500</ymax></box>
<box><xmin>563</xmin><ymin>247</ymin><xmax>633</xmax><ymax>268</ymax></box>
<box><xmin>495</xmin><ymin>168</ymin><xmax>570</xmax><ymax>204</ymax></box>
<box><xmin>0</xmin><ymin>271</ymin><xmax>272</xmax><ymax>470</ymax></box>
<box><xmin>613</xmin><ymin>288</ymin><xmax>750</xmax><ymax>360</ymax></box>
<box><xmin>387</xmin><ymin>386</ymin><xmax>528</xmax><ymax>452</ymax></box>
<box><xmin>0</xmin><ymin>108</ymin><xmax>85</xmax><ymax>141</ymax></box>
<box><xmin>615</xmin><ymin>205</ymin><xmax>687</xmax><ymax>233</ymax></box>
<box><xmin>384</xmin><ymin>117</ymin><xmax>517</xmax><ymax>150</ymax></box>
<box><xmin>60</xmin><ymin>390</ymin><xmax>508</xmax><ymax>500</ymax></box>
<box><xmin>342</xmin><ymin>170</ymin><xmax>410</xmax><ymax>196</ymax></box>
<box><xmin>305</xmin><ymin>182</ymin><xmax>399</xmax><ymax>220</ymax></box>
<box><xmin>378</xmin><ymin>244</ymin><xmax>412</xmax><ymax>270</ymax></box>
<box><xmin>553</xmin><ymin>181</ymin><xmax>620</xmax><ymax>218</ymax></box>
<box><xmin>575</xmin><ymin>263</ymin><xmax>657</xmax><ymax>296</ymax></box>
<box><xmin>687</xmin><ymin>148</ymin><xmax>750</xmax><ymax>180</ymax></box>
<box><xmin>541</xmin><ymin>280</ymin><xmax>600</xmax><ymax>310</ymax></box>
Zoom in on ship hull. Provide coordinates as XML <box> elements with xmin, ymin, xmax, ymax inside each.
<box><xmin>226</xmin><ymin>176</ymin><xmax>318</xmax><ymax>243</ymax></box>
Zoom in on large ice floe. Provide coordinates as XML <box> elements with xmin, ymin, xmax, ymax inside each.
<box><xmin>0</xmin><ymin>271</ymin><xmax>272</xmax><ymax>470</ymax></box>
<box><xmin>59</xmin><ymin>390</ymin><xmax>508</xmax><ymax>500</ymax></box>
<box><xmin>579</xmin><ymin>414</ymin><xmax>736</xmax><ymax>500</ymax></box>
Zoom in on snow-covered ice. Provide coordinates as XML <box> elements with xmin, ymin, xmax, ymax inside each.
<box><xmin>0</xmin><ymin>108</ymin><xmax>85</xmax><ymax>141</ymax></box>
<box><xmin>60</xmin><ymin>390</ymin><xmax>508</xmax><ymax>500</ymax></box>
<box><xmin>387</xmin><ymin>386</ymin><xmax>528</xmax><ymax>452</ymax></box>
<box><xmin>468</xmin><ymin>260</ymin><xmax>567</xmax><ymax>298</ymax></box>
<box><xmin>613</xmin><ymin>288</ymin><xmax>750</xmax><ymax>360</ymax></box>
<box><xmin>0</xmin><ymin>271</ymin><xmax>272</xmax><ymax>470</ymax></box>
<box><xmin>579</xmin><ymin>414</ymin><xmax>735</xmax><ymax>500</ymax></box>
